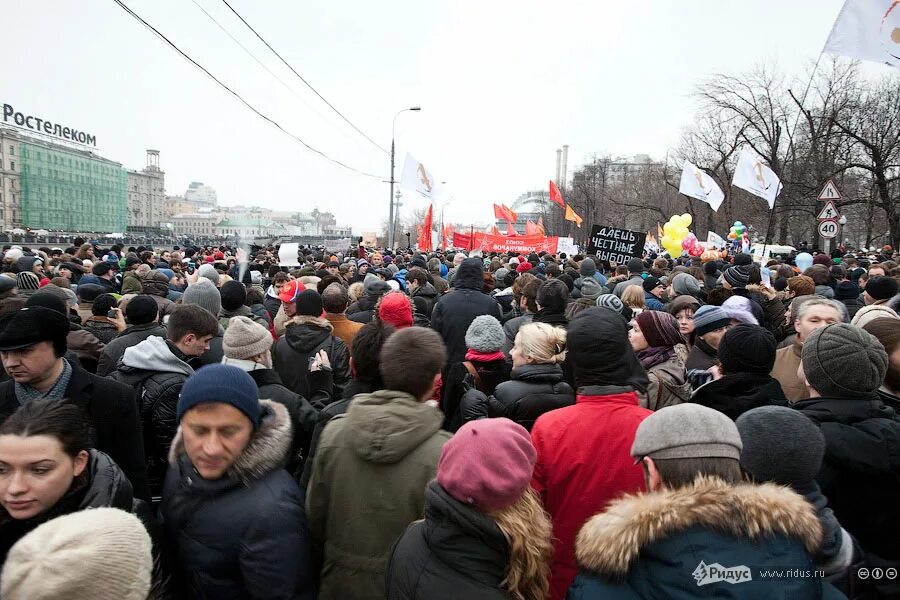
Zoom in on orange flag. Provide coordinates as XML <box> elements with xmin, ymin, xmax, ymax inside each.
<box><xmin>506</xmin><ymin>222</ymin><xmax>518</xmax><ymax>236</ymax></box>
<box><xmin>501</xmin><ymin>204</ymin><xmax>518</xmax><ymax>223</ymax></box>
<box><xmin>525</xmin><ymin>220</ymin><xmax>539</xmax><ymax>235</ymax></box>
<box><xmin>537</xmin><ymin>216</ymin><xmax>546</xmax><ymax>236</ymax></box>
<box><xmin>418</xmin><ymin>204</ymin><xmax>433</xmax><ymax>251</ymax></box>
<box><xmin>564</xmin><ymin>204</ymin><xmax>583</xmax><ymax>227</ymax></box>
<box><xmin>549</xmin><ymin>180</ymin><xmax>565</xmax><ymax>208</ymax></box>
<box><xmin>489</xmin><ymin>225</ymin><xmax>501</xmax><ymax>236</ymax></box>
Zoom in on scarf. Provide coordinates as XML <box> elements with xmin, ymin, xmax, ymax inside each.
<box><xmin>465</xmin><ymin>349</ymin><xmax>506</xmax><ymax>363</ymax></box>
<box><xmin>637</xmin><ymin>345</ymin><xmax>675</xmax><ymax>370</ymax></box>
<box><xmin>15</xmin><ymin>360</ymin><xmax>73</xmax><ymax>406</ymax></box>
<box><xmin>533</xmin><ymin>308</ymin><xmax>568</xmax><ymax>327</ymax></box>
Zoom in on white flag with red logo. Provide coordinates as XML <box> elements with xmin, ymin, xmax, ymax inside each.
<box><xmin>824</xmin><ymin>0</ymin><xmax>900</xmax><ymax>68</ymax></box>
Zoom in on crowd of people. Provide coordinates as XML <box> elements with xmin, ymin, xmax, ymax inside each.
<box><xmin>0</xmin><ymin>237</ymin><xmax>897</xmax><ymax>598</ymax></box>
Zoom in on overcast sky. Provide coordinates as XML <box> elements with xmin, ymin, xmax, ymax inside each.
<box><xmin>4</xmin><ymin>0</ymin><xmax>892</xmax><ymax>232</ymax></box>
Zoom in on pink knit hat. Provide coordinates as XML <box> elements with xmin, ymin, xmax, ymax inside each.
<box><xmin>437</xmin><ymin>418</ymin><xmax>536</xmax><ymax>512</ymax></box>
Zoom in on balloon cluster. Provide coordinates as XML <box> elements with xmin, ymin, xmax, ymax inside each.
<box><xmin>727</xmin><ymin>221</ymin><xmax>745</xmax><ymax>241</ymax></box>
<box><xmin>681</xmin><ymin>232</ymin><xmax>703</xmax><ymax>257</ymax></box>
<box><xmin>661</xmin><ymin>214</ymin><xmax>693</xmax><ymax>256</ymax></box>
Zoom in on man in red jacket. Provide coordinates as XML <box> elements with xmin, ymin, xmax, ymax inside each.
<box><xmin>531</xmin><ymin>306</ymin><xmax>652</xmax><ymax>600</ymax></box>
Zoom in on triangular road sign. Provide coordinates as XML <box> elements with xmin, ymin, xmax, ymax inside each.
<box><xmin>818</xmin><ymin>179</ymin><xmax>842</xmax><ymax>201</ymax></box>
<box><xmin>817</xmin><ymin>201</ymin><xmax>840</xmax><ymax>221</ymax></box>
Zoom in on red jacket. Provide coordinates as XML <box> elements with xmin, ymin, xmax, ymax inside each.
<box><xmin>531</xmin><ymin>387</ymin><xmax>652</xmax><ymax>600</ymax></box>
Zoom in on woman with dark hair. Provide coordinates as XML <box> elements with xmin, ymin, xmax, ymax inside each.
<box><xmin>629</xmin><ymin>311</ymin><xmax>690</xmax><ymax>410</ymax></box>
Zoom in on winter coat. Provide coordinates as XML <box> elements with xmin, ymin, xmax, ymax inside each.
<box><xmin>840</xmin><ymin>296</ymin><xmax>865</xmax><ymax>321</ymax></box>
<box><xmin>305</xmin><ymin>390</ymin><xmax>451</xmax><ymax>600</ymax></box>
<box><xmin>0</xmin><ymin>360</ymin><xmax>149</xmax><ymax>501</ymax></box>
<box><xmin>120</xmin><ymin>271</ymin><xmax>144</xmax><ymax>295</ymax></box>
<box><xmin>142</xmin><ymin>273</ymin><xmax>176</xmax><ymax>317</ymax></box>
<box><xmin>66</xmin><ymin>324</ymin><xmax>105</xmax><ymax>372</ymax></box>
<box><xmin>441</xmin><ymin>358</ymin><xmax>511</xmax><ymax>432</ymax></box>
<box><xmin>386</xmin><ymin>481</ymin><xmax>512</xmax><ymax>600</ymax></box>
<box><xmin>431</xmin><ymin>259</ymin><xmax>502</xmax><ymax>367</ymax></box>
<box><xmin>109</xmin><ymin>336</ymin><xmax>193</xmax><ymax>497</ymax></box>
<box><xmin>324</xmin><ymin>312</ymin><xmax>364</xmax><ymax>349</ymax></box>
<box><xmin>691</xmin><ymin>371</ymin><xmax>789</xmax><ymax>420</ymax></box>
<box><xmin>0</xmin><ymin>449</ymin><xmax>134</xmax><ymax>568</ymax></box>
<box><xmin>197</xmin><ymin>325</ymin><xmax>225</xmax><ymax>366</ymax></box>
<box><xmin>685</xmin><ymin>337</ymin><xmax>718</xmax><ymax>371</ymax></box>
<box><xmin>567</xmin><ymin>476</ymin><xmax>844</xmax><ymax>599</ymax></box>
<box><xmin>771</xmin><ymin>341</ymin><xmax>809</xmax><ymax>402</ymax></box>
<box><xmin>346</xmin><ymin>293</ymin><xmax>379</xmax><ymax>324</ymax></box>
<box><xmin>264</xmin><ymin>291</ymin><xmax>281</xmax><ymax>321</ymax></box>
<box><xmin>82</xmin><ymin>316</ymin><xmax>121</xmax><ymax>344</ymax></box>
<box><xmin>460</xmin><ymin>363</ymin><xmax>574</xmax><ymax>431</ymax></box>
<box><xmin>502</xmin><ymin>313</ymin><xmax>533</xmax><ymax>355</ymax></box>
<box><xmin>638</xmin><ymin>346</ymin><xmax>691</xmax><ymax>411</ymax></box>
<box><xmin>531</xmin><ymin>386</ymin><xmax>652</xmax><ymax>600</ymax></box>
<box><xmin>795</xmin><ymin>396</ymin><xmax>900</xmax><ymax>563</ymax></box>
<box><xmin>643</xmin><ymin>291</ymin><xmax>665</xmax><ymax>311</ymax></box>
<box><xmin>273</xmin><ymin>315</ymin><xmax>350</xmax><ymax>401</ymax></box>
<box><xmin>219</xmin><ymin>304</ymin><xmax>269</xmax><ymax>329</ymax></box>
<box><xmin>97</xmin><ymin>322</ymin><xmax>167</xmax><ymax>376</ymax></box>
<box><xmin>612</xmin><ymin>275</ymin><xmax>644</xmax><ymax>297</ymax></box>
<box><xmin>162</xmin><ymin>400</ymin><xmax>315</xmax><ymax>600</ymax></box>
<box><xmin>411</xmin><ymin>282</ymin><xmax>438</xmax><ymax>317</ymax></box>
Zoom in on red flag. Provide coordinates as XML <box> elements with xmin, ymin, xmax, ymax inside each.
<box><xmin>549</xmin><ymin>180</ymin><xmax>565</xmax><ymax>208</ymax></box>
<box><xmin>418</xmin><ymin>204</ymin><xmax>433</xmax><ymax>251</ymax></box>
<box><xmin>525</xmin><ymin>220</ymin><xmax>539</xmax><ymax>235</ymax></box>
<box><xmin>506</xmin><ymin>222</ymin><xmax>518</xmax><ymax>236</ymax></box>
<box><xmin>489</xmin><ymin>225</ymin><xmax>501</xmax><ymax>236</ymax></box>
<box><xmin>493</xmin><ymin>204</ymin><xmax>506</xmax><ymax>221</ymax></box>
<box><xmin>442</xmin><ymin>223</ymin><xmax>454</xmax><ymax>247</ymax></box>
<box><xmin>536</xmin><ymin>215</ymin><xmax>546</xmax><ymax>236</ymax></box>
<box><xmin>501</xmin><ymin>204</ymin><xmax>518</xmax><ymax>223</ymax></box>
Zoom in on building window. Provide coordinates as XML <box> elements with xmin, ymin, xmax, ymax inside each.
<box><xmin>8</xmin><ymin>146</ymin><xmax>13</xmax><ymax>156</ymax></box>
<box><xmin>9</xmin><ymin>162</ymin><xmax>13</xmax><ymax>172</ymax></box>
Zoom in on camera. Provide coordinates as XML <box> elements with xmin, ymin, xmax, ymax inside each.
<box><xmin>107</xmin><ymin>308</ymin><xmax>119</xmax><ymax>319</ymax></box>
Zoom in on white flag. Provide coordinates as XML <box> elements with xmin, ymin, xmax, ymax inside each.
<box><xmin>824</xmin><ymin>0</ymin><xmax>900</xmax><ymax>68</ymax></box>
<box><xmin>679</xmin><ymin>160</ymin><xmax>725</xmax><ymax>211</ymax></box>
<box><xmin>707</xmin><ymin>231</ymin><xmax>726</xmax><ymax>249</ymax></box>
<box><xmin>400</xmin><ymin>153</ymin><xmax>440</xmax><ymax>202</ymax></box>
<box><xmin>732</xmin><ymin>149</ymin><xmax>782</xmax><ymax>209</ymax></box>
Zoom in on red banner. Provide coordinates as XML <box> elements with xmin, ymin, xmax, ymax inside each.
<box><xmin>452</xmin><ymin>232</ymin><xmax>558</xmax><ymax>254</ymax></box>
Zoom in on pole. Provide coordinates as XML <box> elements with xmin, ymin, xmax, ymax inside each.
<box><xmin>388</xmin><ymin>138</ymin><xmax>396</xmax><ymax>250</ymax></box>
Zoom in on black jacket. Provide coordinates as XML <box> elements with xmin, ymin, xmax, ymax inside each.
<box><xmin>96</xmin><ymin>322</ymin><xmax>167</xmax><ymax>376</ymax></box>
<box><xmin>387</xmin><ymin>482</ymin><xmax>512</xmax><ymax>600</ymax></box>
<box><xmin>347</xmin><ymin>294</ymin><xmax>379</xmax><ymax>324</ymax></box>
<box><xmin>442</xmin><ymin>358</ymin><xmax>511</xmax><ymax>432</ymax></box>
<box><xmin>481</xmin><ymin>364</ymin><xmax>574</xmax><ymax>431</ymax></box>
<box><xmin>162</xmin><ymin>401</ymin><xmax>315</xmax><ymax>600</ymax></box>
<box><xmin>690</xmin><ymin>372</ymin><xmax>788</xmax><ymax>420</ymax></box>
<box><xmin>0</xmin><ymin>360</ymin><xmax>149</xmax><ymax>500</ymax></box>
<box><xmin>840</xmin><ymin>296</ymin><xmax>865</xmax><ymax>321</ymax></box>
<box><xmin>273</xmin><ymin>315</ymin><xmax>350</xmax><ymax>401</ymax></box>
<box><xmin>795</xmin><ymin>396</ymin><xmax>900</xmax><ymax>562</ymax></box>
<box><xmin>431</xmin><ymin>259</ymin><xmax>502</xmax><ymax>367</ymax></box>
<box><xmin>411</xmin><ymin>283</ymin><xmax>439</xmax><ymax>318</ymax></box>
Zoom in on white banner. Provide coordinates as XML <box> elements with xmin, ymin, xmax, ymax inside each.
<box><xmin>324</xmin><ymin>238</ymin><xmax>351</xmax><ymax>252</ymax></box>
<box><xmin>278</xmin><ymin>242</ymin><xmax>301</xmax><ymax>267</ymax></box>
<box><xmin>707</xmin><ymin>231</ymin><xmax>727</xmax><ymax>249</ymax></box>
<box><xmin>824</xmin><ymin>0</ymin><xmax>900</xmax><ymax>68</ymax></box>
<box><xmin>679</xmin><ymin>160</ymin><xmax>725</xmax><ymax>211</ymax></box>
<box><xmin>557</xmin><ymin>237</ymin><xmax>578</xmax><ymax>255</ymax></box>
<box><xmin>732</xmin><ymin>149</ymin><xmax>782</xmax><ymax>209</ymax></box>
<box><xmin>400</xmin><ymin>153</ymin><xmax>440</xmax><ymax>202</ymax></box>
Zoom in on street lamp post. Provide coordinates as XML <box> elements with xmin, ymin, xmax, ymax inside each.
<box><xmin>389</xmin><ymin>107</ymin><xmax>421</xmax><ymax>250</ymax></box>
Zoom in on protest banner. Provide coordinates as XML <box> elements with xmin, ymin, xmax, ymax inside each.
<box><xmin>587</xmin><ymin>226</ymin><xmax>646</xmax><ymax>265</ymax></box>
<box><xmin>278</xmin><ymin>242</ymin><xmax>301</xmax><ymax>267</ymax></box>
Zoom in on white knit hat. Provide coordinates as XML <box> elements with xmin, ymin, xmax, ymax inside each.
<box><xmin>1</xmin><ymin>507</ymin><xmax>152</xmax><ymax>600</ymax></box>
<box><xmin>223</xmin><ymin>315</ymin><xmax>273</xmax><ymax>360</ymax></box>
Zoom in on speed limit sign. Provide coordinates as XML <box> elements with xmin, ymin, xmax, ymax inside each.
<box><xmin>818</xmin><ymin>219</ymin><xmax>838</xmax><ymax>239</ymax></box>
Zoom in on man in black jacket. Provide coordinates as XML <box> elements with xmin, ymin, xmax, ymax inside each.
<box><xmin>0</xmin><ymin>306</ymin><xmax>150</xmax><ymax>500</ymax></box>
<box><xmin>431</xmin><ymin>258</ymin><xmax>501</xmax><ymax>367</ymax></box>
<box><xmin>109</xmin><ymin>304</ymin><xmax>218</xmax><ymax>497</ymax></box>
<box><xmin>96</xmin><ymin>295</ymin><xmax>166</xmax><ymax>376</ymax></box>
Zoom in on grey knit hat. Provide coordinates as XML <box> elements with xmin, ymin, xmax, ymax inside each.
<box><xmin>723</xmin><ymin>265</ymin><xmax>751</xmax><ymax>289</ymax></box>
<box><xmin>671</xmin><ymin>272</ymin><xmax>701</xmax><ymax>297</ymax></box>
<box><xmin>631</xmin><ymin>403</ymin><xmax>743</xmax><ymax>461</ymax></box>
<box><xmin>580</xmin><ymin>277</ymin><xmax>604</xmax><ymax>300</ymax></box>
<box><xmin>596</xmin><ymin>293</ymin><xmax>624</xmax><ymax>313</ymax></box>
<box><xmin>1</xmin><ymin>507</ymin><xmax>152</xmax><ymax>600</ymax></box>
<box><xmin>801</xmin><ymin>323</ymin><xmax>888</xmax><ymax>397</ymax></box>
<box><xmin>579</xmin><ymin>258</ymin><xmax>597</xmax><ymax>277</ymax></box>
<box><xmin>465</xmin><ymin>315</ymin><xmax>505</xmax><ymax>353</ymax></box>
<box><xmin>223</xmin><ymin>316</ymin><xmax>272</xmax><ymax>360</ymax></box>
<box><xmin>692</xmin><ymin>305</ymin><xmax>731</xmax><ymax>337</ymax></box>
<box><xmin>182</xmin><ymin>279</ymin><xmax>222</xmax><ymax>316</ymax></box>
<box><xmin>197</xmin><ymin>263</ymin><xmax>220</xmax><ymax>287</ymax></box>
<box><xmin>736</xmin><ymin>406</ymin><xmax>825</xmax><ymax>487</ymax></box>
<box><xmin>494</xmin><ymin>268</ymin><xmax>510</xmax><ymax>284</ymax></box>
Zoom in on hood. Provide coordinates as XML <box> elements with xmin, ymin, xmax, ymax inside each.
<box><xmin>220</xmin><ymin>304</ymin><xmax>253</xmax><ymax>319</ymax></box>
<box><xmin>168</xmin><ymin>400</ymin><xmax>292</xmax><ymax>484</ymax></box>
<box><xmin>120</xmin><ymin>336</ymin><xmax>193</xmax><ymax>375</ymax></box>
<box><xmin>284</xmin><ymin>315</ymin><xmax>333</xmax><ymax>352</ymax></box>
<box><xmin>413</xmin><ymin>282</ymin><xmax>438</xmax><ymax>299</ymax></box>
<box><xmin>79</xmin><ymin>449</ymin><xmax>134</xmax><ymax>511</ymax></box>
<box><xmin>574</xmin><ymin>475</ymin><xmax>822</xmax><ymax>577</ymax></box>
<box><xmin>344</xmin><ymin>390</ymin><xmax>445</xmax><ymax>463</ymax></box>
<box><xmin>142</xmin><ymin>272</ymin><xmax>170</xmax><ymax>297</ymax></box>
<box><xmin>453</xmin><ymin>258</ymin><xmax>485</xmax><ymax>290</ymax></box>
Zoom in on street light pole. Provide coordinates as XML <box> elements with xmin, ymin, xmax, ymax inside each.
<box><xmin>389</xmin><ymin>106</ymin><xmax>421</xmax><ymax>250</ymax></box>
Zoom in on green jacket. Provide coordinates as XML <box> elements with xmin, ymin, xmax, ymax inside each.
<box><xmin>305</xmin><ymin>390</ymin><xmax>450</xmax><ymax>600</ymax></box>
<box><xmin>120</xmin><ymin>271</ymin><xmax>144</xmax><ymax>296</ymax></box>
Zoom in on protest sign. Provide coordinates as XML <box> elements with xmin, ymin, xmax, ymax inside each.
<box><xmin>278</xmin><ymin>242</ymin><xmax>301</xmax><ymax>267</ymax></box>
<box><xmin>587</xmin><ymin>226</ymin><xmax>646</xmax><ymax>265</ymax></box>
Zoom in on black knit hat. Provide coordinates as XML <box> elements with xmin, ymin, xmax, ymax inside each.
<box><xmin>834</xmin><ymin>280</ymin><xmax>860</xmax><ymax>301</ymax></box>
<box><xmin>866</xmin><ymin>276</ymin><xmax>899</xmax><ymax>301</ymax></box>
<box><xmin>295</xmin><ymin>289</ymin><xmax>323</xmax><ymax>317</ymax></box>
<box><xmin>723</xmin><ymin>265</ymin><xmax>751</xmax><ymax>289</ymax></box>
<box><xmin>219</xmin><ymin>280</ymin><xmax>247</xmax><ymax>311</ymax></box>
<box><xmin>717</xmin><ymin>324</ymin><xmax>777</xmax><ymax>374</ymax></box>
<box><xmin>76</xmin><ymin>283</ymin><xmax>105</xmax><ymax>302</ymax></box>
<box><xmin>125</xmin><ymin>295</ymin><xmax>159</xmax><ymax>325</ymax></box>
<box><xmin>642</xmin><ymin>276</ymin><xmax>662</xmax><ymax>293</ymax></box>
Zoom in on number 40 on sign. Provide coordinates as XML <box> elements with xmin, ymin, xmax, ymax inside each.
<box><xmin>818</xmin><ymin>220</ymin><xmax>838</xmax><ymax>239</ymax></box>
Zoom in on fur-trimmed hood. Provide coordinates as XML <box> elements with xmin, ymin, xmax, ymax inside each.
<box><xmin>168</xmin><ymin>399</ymin><xmax>292</xmax><ymax>484</ymax></box>
<box><xmin>284</xmin><ymin>314</ymin><xmax>334</xmax><ymax>353</ymax></box>
<box><xmin>285</xmin><ymin>314</ymin><xmax>334</xmax><ymax>332</ymax></box>
<box><xmin>574</xmin><ymin>476</ymin><xmax>823</xmax><ymax>577</ymax></box>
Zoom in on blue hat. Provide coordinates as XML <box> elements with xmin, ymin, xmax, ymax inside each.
<box><xmin>177</xmin><ymin>364</ymin><xmax>261</xmax><ymax>428</ymax></box>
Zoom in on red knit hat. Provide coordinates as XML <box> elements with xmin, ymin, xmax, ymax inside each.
<box><xmin>214</xmin><ymin>251</ymin><xmax>225</xmax><ymax>260</ymax></box>
<box><xmin>437</xmin><ymin>418</ymin><xmax>536</xmax><ymax>512</ymax></box>
<box><xmin>812</xmin><ymin>253</ymin><xmax>832</xmax><ymax>266</ymax></box>
<box><xmin>378</xmin><ymin>292</ymin><xmax>413</xmax><ymax>329</ymax></box>
<box><xmin>516</xmin><ymin>261</ymin><xmax>533</xmax><ymax>273</ymax></box>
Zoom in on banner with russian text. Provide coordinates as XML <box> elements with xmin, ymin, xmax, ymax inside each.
<box><xmin>587</xmin><ymin>226</ymin><xmax>647</xmax><ymax>265</ymax></box>
<box><xmin>452</xmin><ymin>232</ymin><xmax>558</xmax><ymax>253</ymax></box>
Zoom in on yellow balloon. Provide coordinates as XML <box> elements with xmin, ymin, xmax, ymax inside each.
<box><xmin>681</xmin><ymin>213</ymin><xmax>693</xmax><ymax>227</ymax></box>
<box><xmin>663</xmin><ymin>222</ymin><xmax>675</xmax><ymax>236</ymax></box>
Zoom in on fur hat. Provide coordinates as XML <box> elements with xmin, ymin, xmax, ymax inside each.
<box><xmin>0</xmin><ymin>508</ymin><xmax>152</xmax><ymax>600</ymax></box>
<box><xmin>223</xmin><ymin>316</ymin><xmax>272</xmax><ymax>360</ymax></box>
<box><xmin>802</xmin><ymin>323</ymin><xmax>888</xmax><ymax>397</ymax></box>
<box><xmin>631</xmin><ymin>403</ymin><xmax>742</xmax><ymax>461</ymax></box>
<box><xmin>465</xmin><ymin>315</ymin><xmax>505</xmax><ymax>353</ymax></box>
<box><xmin>182</xmin><ymin>279</ymin><xmax>222</xmax><ymax>316</ymax></box>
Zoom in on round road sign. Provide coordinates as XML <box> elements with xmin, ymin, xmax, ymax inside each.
<box><xmin>818</xmin><ymin>219</ymin><xmax>838</xmax><ymax>239</ymax></box>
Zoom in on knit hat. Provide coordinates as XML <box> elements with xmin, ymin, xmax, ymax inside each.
<box><xmin>437</xmin><ymin>418</ymin><xmax>536</xmax><ymax>512</ymax></box>
<box><xmin>626</xmin><ymin>258</ymin><xmax>644</xmax><ymax>274</ymax></box>
<box><xmin>125</xmin><ymin>295</ymin><xmax>158</xmax><ymax>325</ymax></box>
<box><xmin>364</xmin><ymin>276</ymin><xmax>391</xmax><ymax>297</ymax></box>
<box><xmin>580</xmin><ymin>277</ymin><xmax>604</xmax><ymax>300</ymax></box>
<box><xmin>631</xmin><ymin>403</ymin><xmax>743</xmax><ymax>461</ymax></box>
<box><xmin>295</xmin><ymin>289</ymin><xmax>323</xmax><ymax>317</ymax></box>
<box><xmin>0</xmin><ymin>276</ymin><xmax>16</xmax><ymax>295</ymax></box>
<box><xmin>733</xmin><ymin>253</ymin><xmax>753</xmax><ymax>266</ymax></box>
<box><xmin>219</xmin><ymin>280</ymin><xmax>247</xmax><ymax>311</ymax></box>
<box><xmin>465</xmin><ymin>315</ymin><xmax>504</xmax><ymax>353</ymax></box>
<box><xmin>671</xmin><ymin>272</ymin><xmax>701</xmax><ymax>297</ymax></box>
<box><xmin>641</xmin><ymin>276</ymin><xmax>662</xmax><ymax>293</ymax></box>
<box><xmin>812</xmin><ymin>253</ymin><xmax>832</xmax><ymax>266</ymax></box>
<box><xmin>736</xmin><ymin>406</ymin><xmax>825</xmax><ymax>487</ymax></box>
<box><xmin>494</xmin><ymin>268</ymin><xmax>510</xmax><ymax>284</ymax></box>
<box><xmin>223</xmin><ymin>316</ymin><xmax>272</xmax><ymax>360</ymax></box>
<box><xmin>717</xmin><ymin>324</ymin><xmax>776</xmax><ymax>374</ymax></box>
<box><xmin>802</xmin><ymin>323</ymin><xmax>888</xmax><ymax>397</ymax></box>
<box><xmin>595</xmin><ymin>293</ymin><xmax>625</xmax><ymax>314</ymax></box>
<box><xmin>197</xmin><ymin>263</ymin><xmax>220</xmax><ymax>287</ymax></box>
<box><xmin>15</xmin><ymin>272</ymin><xmax>39</xmax><ymax>291</ymax></box>
<box><xmin>723</xmin><ymin>265</ymin><xmax>751</xmax><ymax>289</ymax></box>
<box><xmin>634</xmin><ymin>310</ymin><xmax>685</xmax><ymax>348</ymax></box>
<box><xmin>722</xmin><ymin>295</ymin><xmax>758</xmax><ymax>325</ymax></box>
<box><xmin>516</xmin><ymin>261</ymin><xmax>533</xmax><ymax>273</ymax></box>
<box><xmin>177</xmin><ymin>364</ymin><xmax>261</xmax><ymax>427</ymax></box>
<box><xmin>379</xmin><ymin>292</ymin><xmax>413</xmax><ymax>329</ymax></box>
<box><xmin>536</xmin><ymin>279</ymin><xmax>569</xmax><ymax>312</ymax></box>
<box><xmin>579</xmin><ymin>258</ymin><xmax>597</xmax><ymax>277</ymax></box>
<box><xmin>0</xmin><ymin>508</ymin><xmax>152</xmax><ymax>600</ymax></box>
<box><xmin>357</xmin><ymin>259</ymin><xmax>369</xmax><ymax>267</ymax></box>
<box><xmin>834</xmin><ymin>280</ymin><xmax>861</xmax><ymax>301</ymax></box>
<box><xmin>866</xmin><ymin>276</ymin><xmax>899</xmax><ymax>301</ymax></box>
<box><xmin>182</xmin><ymin>279</ymin><xmax>222</xmax><ymax>316</ymax></box>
